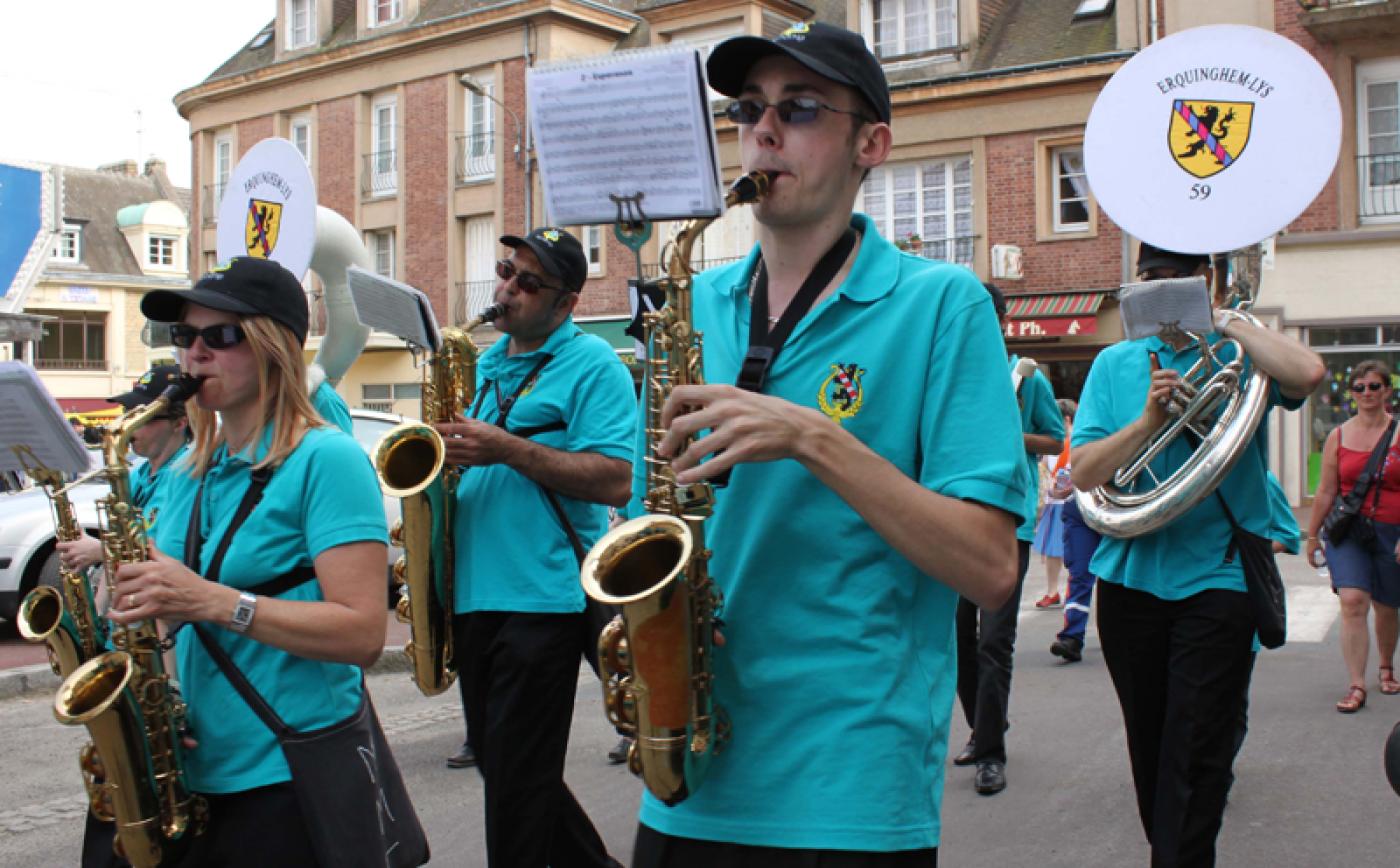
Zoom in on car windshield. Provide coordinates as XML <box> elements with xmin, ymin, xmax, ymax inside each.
<box><xmin>351</xmin><ymin>417</ymin><xmax>397</xmax><ymax>452</ymax></box>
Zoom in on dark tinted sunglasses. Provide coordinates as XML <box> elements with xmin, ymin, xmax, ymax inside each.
<box><xmin>169</xmin><ymin>323</ymin><xmax>246</xmax><ymax>350</ymax></box>
<box><xmin>1351</xmin><ymin>381</ymin><xmax>1387</xmax><ymax>393</ymax></box>
<box><xmin>724</xmin><ymin>96</ymin><xmax>872</xmax><ymax>126</ymax></box>
<box><xmin>496</xmin><ymin>259</ymin><xmax>566</xmax><ymax>295</ymax></box>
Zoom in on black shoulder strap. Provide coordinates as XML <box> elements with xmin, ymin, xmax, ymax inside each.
<box><xmin>192</xmin><ymin>622</ymin><xmax>293</xmax><ymax>737</ymax></box>
<box><xmin>1352</xmin><ymin>417</ymin><xmax>1398</xmax><ymax>503</ymax></box>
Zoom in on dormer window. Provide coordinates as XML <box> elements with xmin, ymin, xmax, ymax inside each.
<box><xmin>53</xmin><ymin>223</ymin><xmax>82</xmax><ymax>263</ymax></box>
<box><xmin>149</xmin><ymin>235</ymin><xmax>177</xmax><ymax>268</ymax></box>
<box><xmin>287</xmin><ymin>0</ymin><xmax>316</xmax><ymax>49</ymax></box>
<box><xmin>870</xmin><ymin>0</ymin><xmax>958</xmax><ymax>60</ymax></box>
<box><xmin>370</xmin><ymin>0</ymin><xmax>402</xmax><ymax>27</ymax></box>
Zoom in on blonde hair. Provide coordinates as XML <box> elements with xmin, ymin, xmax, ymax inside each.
<box><xmin>184</xmin><ymin>315</ymin><xmax>325</xmax><ymax>477</ymax></box>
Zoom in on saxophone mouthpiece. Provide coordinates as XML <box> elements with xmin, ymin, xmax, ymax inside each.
<box><xmin>478</xmin><ymin>303</ymin><xmax>506</xmax><ymax>323</ymax></box>
<box><xmin>728</xmin><ymin>171</ymin><xmax>772</xmax><ymax>205</ymax></box>
<box><xmin>161</xmin><ymin>375</ymin><xmax>206</xmax><ymax>404</ymax></box>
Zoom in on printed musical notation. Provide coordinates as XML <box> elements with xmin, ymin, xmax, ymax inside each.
<box><xmin>528</xmin><ymin>46</ymin><xmax>723</xmax><ymax>225</ymax></box>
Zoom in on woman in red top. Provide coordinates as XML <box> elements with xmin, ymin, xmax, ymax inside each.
<box><xmin>1307</xmin><ymin>360</ymin><xmax>1400</xmax><ymax>713</ymax></box>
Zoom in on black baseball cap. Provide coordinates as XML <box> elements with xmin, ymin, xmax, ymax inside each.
<box><xmin>983</xmin><ymin>282</ymin><xmax>1008</xmax><ymax>320</ymax></box>
<box><xmin>141</xmin><ymin>257</ymin><xmax>310</xmax><ymax>344</ymax></box>
<box><xmin>500</xmin><ymin>227</ymin><xmax>588</xmax><ymax>293</ymax></box>
<box><xmin>707</xmin><ymin>21</ymin><xmax>892</xmax><ymax>124</ymax></box>
<box><xmin>1136</xmin><ymin>242</ymin><xmax>1211</xmax><ymax>278</ymax></box>
<box><xmin>108</xmin><ymin>364</ymin><xmax>186</xmax><ymax>410</ymax></box>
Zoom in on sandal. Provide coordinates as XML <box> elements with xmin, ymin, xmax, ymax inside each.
<box><xmin>1337</xmin><ymin>685</ymin><xmax>1367</xmax><ymax>713</ymax></box>
<box><xmin>1380</xmin><ymin>666</ymin><xmax>1400</xmax><ymax>696</ymax></box>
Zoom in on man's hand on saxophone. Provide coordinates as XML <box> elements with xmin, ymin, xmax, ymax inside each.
<box><xmin>657</xmin><ymin>383</ymin><xmax>822</xmax><ymax>484</ymax></box>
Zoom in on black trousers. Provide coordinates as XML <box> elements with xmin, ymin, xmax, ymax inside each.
<box><xmin>455</xmin><ymin>610</ymin><xmax>618</xmax><ymax>868</ymax></box>
<box><xmin>955</xmin><ymin>540</ymin><xmax>1031</xmax><ymax>763</ymax></box>
<box><xmin>174</xmin><ymin>783</ymin><xmax>317</xmax><ymax>867</ymax></box>
<box><xmin>1096</xmin><ymin>580</ymin><xmax>1256</xmax><ymax>868</ymax></box>
<box><xmin>633</xmin><ymin>823</ymin><xmax>938</xmax><ymax>868</ymax></box>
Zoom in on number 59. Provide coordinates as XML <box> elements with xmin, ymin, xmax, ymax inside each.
<box><xmin>1189</xmin><ymin>183</ymin><xmax>1212</xmax><ymax>200</ymax></box>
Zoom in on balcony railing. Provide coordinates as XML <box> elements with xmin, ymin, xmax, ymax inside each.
<box><xmin>907</xmin><ymin>235</ymin><xmax>978</xmax><ymax>267</ymax></box>
<box><xmin>455</xmin><ymin>133</ymin><xmax>496</xmax><ymax>183</ymax></box>
<box><xmin>639</xmin><ymin>255</ymin><xmax>746</xmax><ymax>279</ymax></box>
<box><xmin>361</xmin><ymin>151</ymin><xmax>398</xmax><ymax>196</ymax></box>
<box><xmin>1358</xmin><ymin>152</ymin><xmax>1400</xmax><ymax>219</ymax></box>
<box><xmin>361</xmin><ymin>400</ymin><xmax>395</xmax><ymax>413</ymax></box>
<box><xmin>201</xmin><ymin>185</ymin><xmax>224</xmax><ymax>224</ymax></box>
<box><xmin>454</xmin><ymin>279</ymin><xmax>497</xmax><ymax>325</ymax></box>
<box><xmin>35</xmin><ymin>359</ymin><xmax>106</xmax><ymax>371</ymax></box>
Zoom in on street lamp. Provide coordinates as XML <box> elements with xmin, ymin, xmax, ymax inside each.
<box><xmin>459</xmin><ymin>73</ymin><xmax>523</xmax><ymax>166</ymax></box>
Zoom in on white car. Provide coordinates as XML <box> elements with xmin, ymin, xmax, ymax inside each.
<box><xmin>0</xmin><ymin>468</ymin><xmax>106</xmax><ymax>623</ymax></box>
<box><xmin>0</xmin><ymin>412</ymin><xmax>409</xmax><ymax>623</ymax></box>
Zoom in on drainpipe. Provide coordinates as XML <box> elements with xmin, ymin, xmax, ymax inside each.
<box><xmin>523</xmin><ymin>23</ymin><xmax>533</xmax><ymax>232</ymax></box>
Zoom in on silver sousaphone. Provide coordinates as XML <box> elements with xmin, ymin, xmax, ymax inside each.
<box><xmin>1075</xmin><ymin>25</ymin><xmax>1340</xmax><ymax>539</ymax></box>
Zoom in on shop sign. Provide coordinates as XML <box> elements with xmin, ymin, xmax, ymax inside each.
<box><xmin>1004</xmin><ymin>316</ymin><xmax>1098</xmax><ymax>339</ymax></box>
<box><xmin>59</xmin><ymin>286</ymin><xmax>97</xmax><ymax>304</ymax></box>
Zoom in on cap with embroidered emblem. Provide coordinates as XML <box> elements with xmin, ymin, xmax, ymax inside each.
<box><xmin>108</xmin><ymin>364</ymin><xmax>186</xmax><ymax>409</ymax></box>
<box><xmin>141</xmin><ymin>256</ymin><xmax>309</xmax><ymax>344</ymax></box>
<box><xmin>499</xmin><ymin>227</ymin><xmax>588</xmax><ymax>293</ymax></box>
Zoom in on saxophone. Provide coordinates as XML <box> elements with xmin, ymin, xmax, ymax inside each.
<box><xmin>373</xmin><ymin>304</ymin><xmax>503</xmax><ymax>696</ymax></box>
<box><xmin>53</xmin><ymin>377</ymin><xmax>206</xmax><ymax>868</ymax></box>
<box><xmin>580</xmin><ymin>171</ymin><xmax>770</xmax><ymax>805</ymax></box>
<box><xmin>15</xmin><ymin>456</ymin><xmax>113</xmax><ymax>822</ymax></box>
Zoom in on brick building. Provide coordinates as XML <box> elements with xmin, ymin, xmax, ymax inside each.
<box><xmin>175</xmin><ymin>0</ymin><xmax>1399</xmax><ymax>502</ymax></box>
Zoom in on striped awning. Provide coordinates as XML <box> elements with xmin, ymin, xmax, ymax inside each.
<box><xmin>1005</xmin><ymin>291</ymin><xmax>1108</xmax><ymax>319</ymax></box>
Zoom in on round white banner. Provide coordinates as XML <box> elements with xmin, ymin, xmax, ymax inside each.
<box><xmin>1084</xmin><ymin>24</ymin><xmax>1341</xmax><ymax>254</ymax></box>
<box><xmin>215</xmin><ymin>138</ymin><xmax>316</xmax><ymax>279</ymax></box>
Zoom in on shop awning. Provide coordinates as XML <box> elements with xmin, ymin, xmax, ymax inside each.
<box><xmin>576</xmin><ymin>317</ymin><xmax>635</xmax><ymax>354</ymax></box>
<box><xmin>1003</xmin><ymin>291</ymin><xmax>1109</xmax><ymax>339</ymax></box>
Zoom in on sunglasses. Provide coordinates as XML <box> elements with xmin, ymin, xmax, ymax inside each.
<box><xmin>1350</xmin><ymin>381</ymin><xmax>1387</xmax><ymax>393</ymax></box>
<box><xmin>724</xmin><ymin>96</ymin><xmax>872</xmax><ymax>126</ymax></box>
<box><xmin>169</xmin><ymin>323</ymin><xmax>246</xmax><ymax>350</ymax></box>
<box><xmin>496</xmin><ymin>259</ymin><xmax>567</xmax><ymax>295</ymax></box>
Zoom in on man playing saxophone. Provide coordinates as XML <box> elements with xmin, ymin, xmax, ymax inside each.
<box><xmin>627</xmin><ymin>22</ymin><xmax>1027</xmax><ymax>866</ymax></box>
<box><xmin>1071</xmin><ymin>242</ymin><xmax>1325</xmax><ymax>866</ymax></box>
<box><xmin>435</xmin><ymin>227</ymin><xmax>632</xmax><ymax>868</ymax></box>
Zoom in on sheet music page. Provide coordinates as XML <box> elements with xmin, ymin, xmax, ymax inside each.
<box><xmin>0</xmin><ymin>361</ymin><xmax>91</xmax><ymax>475</ymax></box>
<box><xmin>1118</xmin><ymin>277</ymin><xmax>1215</xmax><ymax>341</ymax></box>
<box><xmin>529</xmin><ymin>46</ymin><xmax>722</xmax><ymax>225</ymax></box>
<box><xmin>346</xmin><ymin>266</ymin><xmax>441</xmax><ymax>352</ymax></box>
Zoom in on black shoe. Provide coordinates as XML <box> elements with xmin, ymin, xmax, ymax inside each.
<box><xmin>952</xmin><ymin>738</ymin><xmax>977</xmax><ymax>766</ymax></box>
<box><xmin>446</xmin><ymin>744</ymin><xmax>477</xmax><ymax>769</ymax></box>
<box><xmin>1051</xmin><ymin>636</ymin><xmax>1084</xmax><ymax>663</ymax></box>
<box><xmin>975</xmin><ymin>761</ymin><xmax>1006</xmax><ymax>796</ymax></box>
<box><xmin>607</xmin><ymin>736</ymin><xmax>633</xmax><ymax>766</ymax></box>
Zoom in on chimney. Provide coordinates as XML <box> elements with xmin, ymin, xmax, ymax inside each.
<box><xmin>143</xmin><ymin>157</ymin><xmax>168</xmax><ymax>180</ymax></box>
<box><xmin>97</xmin><ymin>159</ymin><xmax>139</xmax><ymax>177</ymax></box>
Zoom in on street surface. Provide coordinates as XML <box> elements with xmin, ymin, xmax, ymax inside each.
<box><xmin>2</xmin><ymin>552</ymin><xmax>1397</xmax><ymax>866</ymax></box>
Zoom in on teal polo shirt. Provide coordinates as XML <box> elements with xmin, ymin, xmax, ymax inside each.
<box><xmin>129</xmin><ymin>442</ymin><xmax>189</xmax><ymax>532</ymax></box>
<box><xmin>1072</xmin><ymin>333</ymin><xmax>1302</xmax><ymax>600</ymax></box>
<box><xmin>312</xmin><ymin>380</ymin><xmax>353</xmax><ymax>435</ymax></box>
<box><xmin>1266</xmin><ymin>471</ymin><xmax>1301</xmax><ymax>554</ymax></box>
<box><xmin>154</xmin><ymin>425</ymin><xmax>387</xmax><ymax>794</ymax></box>
<box><xmin>452</xmin><ymin>318</ymin><xmax>635</xmax><ymax>614</ymax></box>
<box><xmin>632</xmin><ymin>213</ymin><xmax>1027</xmax><ymax>851</ymax></box>
<box><xmin>1010</xmin><ymin>356</ymin><xmax>1065</xmax><ymax>542</ymax></box>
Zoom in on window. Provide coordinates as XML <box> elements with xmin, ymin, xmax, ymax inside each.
<box><xmin>1052</xmin><ymin>146</ymin><xmax>1090</xmax><ymax>232</ymax></box>
<box><xmin>460</xmin><ymin>217</ymin><xmax>497</xmax><ymax>321</ymax></box>
<box><xmin>1305</xmin><ymin>325</ymin><xmax>1400</xmax><ymax>492</ymax></box>
<box><xmin>360</xmin><ymin>382</ymin><xmax>418</xmax><ymax>413</ymax></box>
<box><xmin>1072</xmin><ymin>0</ymin><xmax>1114</xmax><ymax>19</ymax></box>
<box><xmin>462</xmin><ymin>77</ymin><xmax>495</xmax><ymax>180</ymax></box>
<box><xmin>1358</xmin><ymin>58</ymin><xmax>1400</xmax><ymax>222</ymax></box>
<box><xmin>370</xmin><ymin>99</ymin><xmax>397</xmax><ymax>195</ymax></box>
<box><xmin>32</xmin><ymin>309</ymin><xmax>106</xmax><ymax>371</ymax></box>
<box><xmin>871</xmin><ymin>0</ymin><xmax>957</xmax><ymax>60</ymax></box>
<box><xmin>667</xmin><ymin>21</ymin><xmax>744</xmax><ymax>100</ymax></box>
<box><xmin>53</xmin><ymin>224</ymin><xmax>81</xmax><ymax>263</ymax></box>
<box><xmin>370</xmin><ymin>0</ymin><xmax>402</xmax><ymax>26</ymax></box>
<box><xmin>214</xmin><ymin>136</ymin><xmax>233</xmax><ymax>203</ymax></box>
<box><xmin>148</xmin><ymin>235</ymin><xmax>177</xmax><ymax>267</ymax></box>
<box><xmin>368</xmin><ymin>229</ymin><xmax>396</xmax><ymax>278</ymax></box>
<box><xmin>859</xmin><ymin>157</ymin><xmax>974</xmax><ymax>267</ymax></box>
<box><xmin>585</xmin><ymin>226</ymin><xmax>602</xmax><ymax>275</ymax></box>
<box><xmin>290</xmin><ymin>115</ymin><xmax>312</xmax><ymax>165</ymax></box>
<box><xmin>287</xmin><ymin>0</ymin><xmax>315</xmax><ymax>49</ymax></box>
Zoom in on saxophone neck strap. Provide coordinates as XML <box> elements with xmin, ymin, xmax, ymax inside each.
<box><xmin>739</xmin><ymin>226</ymin><xmax>858</xmax><ymax>393</ymax></box>
<box><xmin>471</xmin><ymin>352</ymin><xmax>555</xmax><ymax>427</ymax></box>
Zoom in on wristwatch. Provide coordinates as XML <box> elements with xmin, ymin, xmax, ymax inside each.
<box><xmin>230</xmin><ymin>592</ymin><xmax>257</xmax><ymax>634</ymax></box>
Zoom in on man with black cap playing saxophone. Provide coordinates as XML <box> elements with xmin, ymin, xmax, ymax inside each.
<box><xmin>625</xmin><ymin>21</ymin><xmax>1027</xmax><ymax>867</ymax></box>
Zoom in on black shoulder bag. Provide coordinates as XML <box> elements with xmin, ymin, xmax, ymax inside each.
<box><xmin>183</xmin><ymin>467</ymin><xmax>429</xmax><ymax>868</ymax></box>
<box><xmin>1322</xmin><ymin>417</ymin><xmax>1396</xmax><ymax>549</ymax></box>
<box><xmin>1214</xmin><ymin>489</ymin><xmax>1287</xmax><ymax>649</ymax></box>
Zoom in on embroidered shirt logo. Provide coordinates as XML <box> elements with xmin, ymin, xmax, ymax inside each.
<box><xmin>817</xmin><ymin>363</ymin><xmax>865</xmax><ymax>423</ymax></box>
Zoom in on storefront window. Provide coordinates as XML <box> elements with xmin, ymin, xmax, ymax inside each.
<box><xmin>1305</xmin><ymin>325</ymin><xmax>1400</xmax><ymax>493</ymax></box>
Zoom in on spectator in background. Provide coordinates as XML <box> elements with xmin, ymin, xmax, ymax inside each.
<box><xmin>1033</xmin><ymin>398</ymin><xmax>1077</xmax><ymax>608</ymax></box>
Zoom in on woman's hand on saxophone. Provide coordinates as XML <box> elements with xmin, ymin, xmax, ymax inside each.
<box><xmin>109</xmin><ymin>543</ymin><xmax>238</xmax><ymax>626</ymax></box>
<box><xmin>659</xmin><ymin>384</ymin><xmax>822</xmax><ymax>484</ymax></box>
